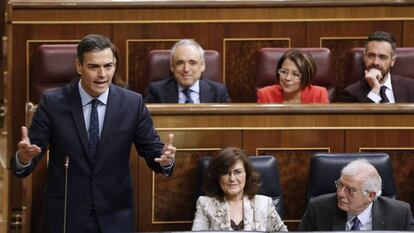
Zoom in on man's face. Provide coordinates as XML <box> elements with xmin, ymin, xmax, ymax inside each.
<box><xmin>170</xmin><ymin>45</ymin><xmax>205</xmax><ymax>88</ymax></box>
<box><xmin>364</xmin><ymin>41</ymin><xmax>396</xmax><ymax>78</ymax></box>
<box><xmin>336</xmin><ymin>175</ymin><xmax>376</xmax><ymax>215</ymax></box>
<box><xmin>76</xmin><ymin>48</ymin><xmax>116</xmax><ymax>97</ymax></box>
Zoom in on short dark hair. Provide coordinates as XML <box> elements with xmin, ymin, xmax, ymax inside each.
<box><xmin>367</xmin><ymin>31</ymin><xmax>397</xmax><ymax>54</ymax></box>
<box><xmin>203</xmin><ymin>147</ymin><xmax>261</xmax><ymax>201</ymax></box>
<box><xmin>276</xmin><ymin>50</ymin><xmax>317</xmax><ymax>89</ymax></box>
<box><xmin>77</xmin><ymin>34</ymin><xmax>118</xmax><ymax>64</ymax></box>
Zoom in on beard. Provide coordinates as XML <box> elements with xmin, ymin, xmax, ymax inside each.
<box><xmin>366</xmin><ymin>64</ymin><xmax>390</xmax><ymax>81</ymax></box>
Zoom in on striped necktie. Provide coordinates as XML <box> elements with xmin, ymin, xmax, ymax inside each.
<box><xmin>182</xmin><ymin>88</ymin><xmax>194</xmax><ymax>103</ymax></box>
<box><xmin>351</xmin><ymin>217</ymin><xmax>361</xmax><ymax>231</ymax></box>
<box><xmin>380</xmin><ymin>86</ymin><xmax>389</xmax><ymax>103</ymax></box>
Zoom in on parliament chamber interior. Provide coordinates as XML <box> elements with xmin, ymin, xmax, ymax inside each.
<box><xmin>0</xmin><ymin>0</ymin><xmax>414</xmax><ymax>232</ymax></box>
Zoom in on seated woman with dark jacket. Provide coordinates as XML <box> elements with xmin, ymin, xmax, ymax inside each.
<box><xmin>257</xmin><ymin>50</ymin><xmax>329</xmax><ymax>103</ymax></box>
<box><xmin>192</xmin><ymin>147</ymin><xmax>288</xmax><ymax>231</ymax></box>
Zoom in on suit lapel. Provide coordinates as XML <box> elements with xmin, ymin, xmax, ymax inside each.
<box><xmin>391</xmin><ymin>75</ymin><xmax>405</xmax><ymax>102</ymax></box>
<box><xmin>95</xmin><ymin>84</ymin><xmax>117</xmax><ymax>163</ymax></box>
<box><xmin>69</xmin><ymin>81</ymin><xmax>91</xmax><ymax>162</ymax></box>
<box><xmin>165</xmin><ymin>78</ymin><xmax>179</xmax><ymax>103</ymax></box>
<box><xmin>243</xmin><ymin>196</ymin><xmax>254</xmax><ymax>230</ymax></box>
<box><xmin>199</xmin><ymin>79</ymin><xmax>213</xmax><ymax>103</ymax></box>
<box><xmin>372</xmin><ymin>199</ymin><xmax>385</xmax><ymax>230</ymax></box>
<box><xmin>332</xmin><ymin>204</ymin><xmax>347</xmax><ymax>230</ymax></box>
<box><xmin>213</xmin><ymin>198</ymin><xmax>231</xmax><ymax>230</ymax></box>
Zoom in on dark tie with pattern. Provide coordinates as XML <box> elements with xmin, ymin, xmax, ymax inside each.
<box><xmin>88</xmin><ymin>99</ymin><xmax>100</xmax><ymax>161</ymax></box>
<box><xmin>380</xmin><ymin>86</ymin><xmax>390</xmax><ymax>103</ymax></box>
<box><xmin>182</xmin><ymin>88</ymin><xmax>193</xmax><ymax>103</ymax></box>
<box><xmin>351</xmin><ymin>217</ymin><xmax>361</xmax><ymax>231</ymax></box>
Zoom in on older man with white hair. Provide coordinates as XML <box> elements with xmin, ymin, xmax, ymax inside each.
<box><xmin>299</xmin><ymin>159</ymin><xmax>414</xmax><ymax>231</ymax></box>
<box><xmin>145</xmin><ymin>39</ymin><xmax>230</xmax><ymax>103</ymax></box>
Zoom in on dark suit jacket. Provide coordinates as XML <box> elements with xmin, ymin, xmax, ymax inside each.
<box><xmin>145</xmin><ymin>77</ymin><xmax>231</xmax><ymax>103</ymax></box>
<box><xmin>340</xmin><ymin>74</ymin><xmax>414</xmax><ymax>103</ymax></box>
<box><xmin>298</xmin><ymin>193</ymin><xmax>414</xmax><ymax>231</ymax></box>
<box><xmin>11</xmin><ymin>80</ymin><xmax>171</xmax><ymax>233</ymax></box>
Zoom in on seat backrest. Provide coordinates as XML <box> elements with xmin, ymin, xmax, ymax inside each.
<box><xmin>196</xmin><ymin>155</ymin><xmax>283</xmax><ymax>217</ymax></box>
<box><xmin>307</xmin><ymin>153</ymin><xmax>397</xmax><ymax>201</ymax></box>
<box><xmin>255</xmin><ymin>48</ymin><xmax>336</xmax><ymax>101</ymax></box>
<box><xmin>30</xmin><ymin>44</ymin><xmax>78</xmax><ymax>103</ymax></box>
<box><xmin>146</xmin><ymin>49</ymin><xmax>222</xmax><ymax>83</ymax></box>
<box><xmin>343</xmin><ymin>47</ymin><xmax>414</xmax><ymax>87</ymax></box>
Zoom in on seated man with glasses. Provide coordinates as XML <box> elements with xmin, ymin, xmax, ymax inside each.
<box><xmin>298</xmin><ymin>159</ymin><xmax>414</xmax><ymax>231</ymax></box>
<box><xmin>257</xmin><ymin>50</ymin><xmax>329</xmax><ymax>103</ymax></box>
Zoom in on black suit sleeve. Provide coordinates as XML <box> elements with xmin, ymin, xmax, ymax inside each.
<box><xmin>339</xmin><ymin>88</ymin><xmax>360</xmax><ymax>103</ymax></box>
<box><xmin>133</xmin><ymin>95</ymin><xmax>167</xmax><ymax>174</ymax></box>
<box><xmin>11</xmin><ymin>93</ymin><xmax>51</xmax><ymax>177</ymax></box>
<box><xmin>219</xmin><ymin>85</ymin><xmax>231</xmax><ymax>103</ymax></box>
<box><xmin>298</xmin><ymin>200</ymin><xmax>316</xmax><ymax>231</ymax></box>
<box><xmin>404</xmin><ymin>203</ymin><xmax>414</xmax><ymax>230</ymax></box>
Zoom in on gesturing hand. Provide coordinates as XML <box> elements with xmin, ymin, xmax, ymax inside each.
<box><xmin>154</xmin><ymin>134</ymin><xmax>176</xmax><ymax>167</ymax></box>
<box><xmin>17</xmin><ymin>126</ymin><xmax>41</xmax><ymax>164</ymax></box>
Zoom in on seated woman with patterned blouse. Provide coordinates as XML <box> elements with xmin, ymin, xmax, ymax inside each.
<box><xmin>257</xmin><ymin>50</ymin><xmax>329</xmax><ymax>103</ymax></box>
<box><xmin>192</xmin><ymin>147</ymin><xmax>288</xmax><ymax>231</ymax></box>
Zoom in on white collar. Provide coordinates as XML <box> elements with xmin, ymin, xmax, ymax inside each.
<box><xmin>78</xmin><ymin>80</ymin><xmax>109</xmax><ymax>106</ymax></box>
<box><xmin>347</xmin><ymin>202</ymin><xmax>373</xmax><ymax>226</ymax></box>
<box><xmin>178</xmin><ymin>80</ymin><xmax>200</xmax><ymax>94</ymax></box>
<box><xmin>382</xmin><ymin>73</ymin><xmax>392</xmax><ymax>90</ymax></box>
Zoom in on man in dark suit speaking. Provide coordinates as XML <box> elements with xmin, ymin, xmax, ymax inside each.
<box><xmin>145</xmin><ymin>39</ymin><xmax>230</xmax><ymax>103</ymax></box>
<box><xmin>298</xmin><ymin>159</ymin><xmax>414</xmax><ymax>231</ymax></box>
<box><xmin>11</xmin><ymin>34</ymin><xmax>176</xmax><ymax>233</ymax></box>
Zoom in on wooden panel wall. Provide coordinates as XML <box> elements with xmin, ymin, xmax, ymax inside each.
<box><xmin>5</xmin><ymin>1</ymin><xmax>414</xmax><ymax>232</ymax></box>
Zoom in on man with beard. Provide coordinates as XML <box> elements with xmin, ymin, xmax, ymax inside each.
<box><xmin>298</xmin><ymin>159</ymin><xmax>414</xmax><ymax>231</ymax></box>
<box><xmin>340</xmin><ymin>31</ymin><xmax>414</xmax><ymax>103</ymax></box>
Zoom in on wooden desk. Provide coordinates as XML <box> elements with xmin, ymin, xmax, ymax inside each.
<box><xmin>135</xmin><ymin>104</ymin><xmax>414</xmax><ymax>231</ymax></box>
<box><xmin>5</xmin><ymin>103</ymin><xmax>414</xmax><ymax>232</ymax></box>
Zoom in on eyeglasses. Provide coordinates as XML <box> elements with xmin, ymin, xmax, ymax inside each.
<box><xmin>278</xmin><ymin>68</ymin><xmax>302</xmax><ymax>80</ymax></box>
<box><xmin>222</xmin><ymin>169</ymin><xmax>245</xmax><ymax>179</ymax></box>
<box><xmin>334</xmin><ymin>180</ymin><xmax>359</xmax><ymax>195</ymax></box>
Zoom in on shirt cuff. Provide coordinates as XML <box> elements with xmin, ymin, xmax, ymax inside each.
<box><xmin>367</xmin><ymin>91</ymin><xmax>381</xmax><ymax>103</ymax></box>
<box><xmin>15</xmin><ymin>152</ymin><xmax>32</xmax><ymax>170</ymax></box>
<box><xmin>161</xmin><ymin>159</ymin><xmax>175</xmax><ymax>175</ymax></box>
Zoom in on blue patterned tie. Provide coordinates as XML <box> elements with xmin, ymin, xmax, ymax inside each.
<box><xmin>88</xmin><ymin>99</ymin><xmax>99</xmax><ymax>160</ymax></box>
<box><xmin>351</xmin><ymin>217</ymin><xmax>361</xmax><ymax>231</ymax></box>
<box><xmin>182</xmin><ymin>88</ymin><xmax>193</xmax><ymax>103</ymax></box>
<box><xmin>380</xmin><ymin>86</ymin><xmax>389</xmax><ymax>103</ymax></box>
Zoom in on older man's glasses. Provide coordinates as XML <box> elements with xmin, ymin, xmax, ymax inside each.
<box><xmin>278</xmin><ymin>68</ymin><xmax>302</xmax><ymax>80</ymax></box>
<box><xmin>222</xmin><ymin>169</ymin><xmax>245</xmax><ymax>178</ymax></box>
<box><xmin>334</xmin><ymin>180</ymin><xmax>359</xmax><ymax>195</ymax></box>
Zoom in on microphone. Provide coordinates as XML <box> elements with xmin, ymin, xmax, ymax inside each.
<box><xmin>63</xmin><ymin>156</ymin><xmax>69</xmax><ymax>233</ymax></box>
